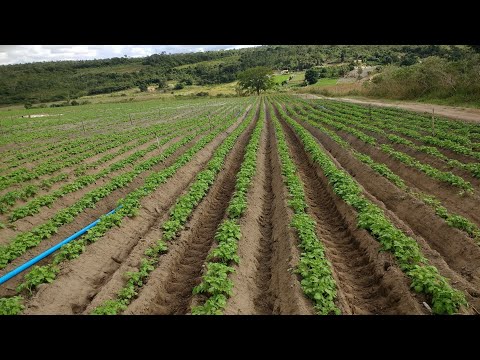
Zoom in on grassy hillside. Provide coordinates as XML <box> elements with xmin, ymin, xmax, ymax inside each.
<box><xmin>0</xmin><ymin>45</ymin><xmax>475</xmax><ymax>106</ymax></box>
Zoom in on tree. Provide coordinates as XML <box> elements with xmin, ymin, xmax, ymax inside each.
<box><xmin>235</xmin><ymin>84</ymin><xmax>246</xmax><ymax>96</ymax></box>
<box><xmin>468</xmin><ymin>45</ymin><xmax>480</xmax><ymax>53</ymax></box>
<box><xmin>237</xmin><ymin>66</ymin><xmax>274</xmax><ymax>95</ymax></box>
<box><xmin>400</xmin><ymin>53</ymin><xmax>417</xmax><ymax>66</ymax></box>
<box><xmin>157</xmin><ymin>78</ymin><xmax>168</xmax><ymax>89</ymax></box>
<box><xmin>305</xmin><ymin>68</ymin><xmax>319</xmax><ymax>85</ymax></box>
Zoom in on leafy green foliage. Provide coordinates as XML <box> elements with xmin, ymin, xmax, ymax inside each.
<box><xmin>305</xmin><ymin>68</ymin><xmax>319</xmax><ymax>85</ymax></box>
<box><xmin>193</xmin><ymin>100</ymin><xmax>264</xmax><ymax>314</ymax></box>
<box><xmin>191</xmin><ymin>294</ymin><xmax>227</xmax><ymax>315</ymax></box>
<box><xmin>91</xmin><ymin>99</ymin><xmax>259</xmax><ymax>315</ymax></box>
<box><xmin>408</xmin><ymin>265</ymin><xmax>467</xmax><ymax>315</ymax></box>
<box><xmin>192</xmin><ymin>263</ymin><xmax>235</xmax><ymax>296</ymax></box>
<box><xmin>0</xmin><ymin>296</ymin><xmax>24</xmax><ymax>315</ymax></box>
<box><xmin>91</xmin><ymin>300</ymin><xmax>127</xmax><ymax>315</ymax></box>
<box><xmin>269</xmin><ymin>103</ymin><xmax>340</xmax><ymax>315</ymax></box>
<box><xmin>237</xmin><ymin>67</ymin><xmax>275</xmax><ymax>95</ymax></box>
<box><xmin>0</xmin><ymin>117</ymin><xmax>232</xmax><ymax>270</ymax></box>
<box><xmin>276</xmin><ymin>97</ymin><xmax>468</xmax><ymax>314</ymax></box>
<box><xmin>288</xmin><ymin>98</ymin><xmax>480</xmax><ymax>244</ymax></box>
<box><xmin>16</xmin><ymin>264</ymin><xmax>59</xmax><ymax>293</ymax></box>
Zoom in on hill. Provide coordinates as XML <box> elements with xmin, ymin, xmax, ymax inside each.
<box><xmin>0</xmin><ymin>45</ymin><xmax>473</xmax><ymax>106</ymax></box>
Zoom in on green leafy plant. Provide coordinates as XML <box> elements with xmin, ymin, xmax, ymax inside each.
<box><xmin>0</xmin><ymin>296</ymin><xmax>24</xmax><ymax>315</ymax></box>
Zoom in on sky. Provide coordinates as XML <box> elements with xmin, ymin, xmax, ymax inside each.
<box><xmin>0</xmin><ymin>45</ymin><xmax>260</xmax><ymax>65</ymax></box>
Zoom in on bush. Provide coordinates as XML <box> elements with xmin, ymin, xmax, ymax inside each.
<box><xmin>174</xmin><ymin>83</ymin><xmax>184</xmax><ymax>90</ymax></box>
<box><xmin>305</xmin><ymin>68</ymin><xmax>319</xmax><ymax>85</ymax></box>
<box><xmin>70</xmin><ymin>100</ymin><xmax>79</xmax><ymax>106</ymax></box>
<box><xmin>196</xmin><ymin>91</ymin><xmax>209</xmax><ymax>97</ymax></box>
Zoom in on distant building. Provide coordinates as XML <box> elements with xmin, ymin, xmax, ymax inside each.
<box><xmin>280</xmin><ymin>69</ymin><xmax>289</xmax><ymax>74</ymax></box>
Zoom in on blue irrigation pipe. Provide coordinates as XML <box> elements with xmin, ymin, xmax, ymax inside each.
<box><xmin>0</xmin><ymin>206</ymin><xmax>121</xmax><ymax>286</ymax></box>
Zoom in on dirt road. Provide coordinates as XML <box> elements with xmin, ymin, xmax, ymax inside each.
<box><xmin>296</xmin><ymin>94</ymin><xmax>480</xmax><ymax>124</ymax></box>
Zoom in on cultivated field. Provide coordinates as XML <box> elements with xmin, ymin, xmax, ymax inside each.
<box><xmin>1</xmin><ymin>95</ymin><xmax>480</xmax><ymax>315</ymax></box>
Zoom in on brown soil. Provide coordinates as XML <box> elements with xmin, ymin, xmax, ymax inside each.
<box><xmin>350</xmin><ymin>125</ymin><xmax>480</xmax><ymax>180</ymax></box>
<box><xmin>298</xmin><ymin>94</ymin><xmax>480</xmax><ymax>124</ymax></box>
<box><xmin>294</xmin><ymin>114</ymin><xmax>480</xmax><ymax>308</ymax></box>
<box><xmin>20</xmin><ymin>107</ymin><xmax>253</xmax><ymax>314</ymax></box>
<box><xmin>224</xmin><ymin>104</ymin><xmax>313</xmax><ymax>315</ymax></box>
<box><xmin>330</xmin><ymin>127</ymin><xmax>480</xmax><ymax>229</ymax></box>
<box><xmin>273</xmin><ymin>103</ymin><xmax>425</xmax><ymax>314</ymax></box>
<box><xmin>5</xmin><ymin>97</ymin><xmax>479</xmax><ymax>316</ymax></box>
<box><xmin>0</xmin><ymin>133</ymin><xmax>179</xmax><ymax>227</ymax></box>
<box><xmin>125</xmin><ymin>108</ymin><xmax>258</xmax><ymax>315</ymax></box>
<box><xmin>0</xmin><ymin>135</ymin><xmax>185</xmax><ymax>244</ymax></box>
<box><xmin>0</xmin><ymin>105</ymin><xmax>215</xmax><ymax>195</ymax></box>
<box><xmin>0</xmin><ymin>131</ymin><xmax>214</xmax><ymax>295</ymax></box>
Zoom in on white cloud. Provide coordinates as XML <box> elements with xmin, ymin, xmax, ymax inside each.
<box><xmin>0</xmin><ymin>45</ymin><xmax>260</xmax><ymax>65</ymax></box>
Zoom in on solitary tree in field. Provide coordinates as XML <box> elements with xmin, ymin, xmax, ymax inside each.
<box><xmin>305</xmin><ymin>68</ymin><xmax>319</xmax><ymax>85</ymax></box>
<box><xmin>237</xmin><ymin>67</ymin><xmax>274</xmax><ymax>95</ymax></box>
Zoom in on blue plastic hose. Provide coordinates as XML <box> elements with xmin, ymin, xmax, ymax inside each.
<box><xmin>0</xmin><ymin>206</ymin><xmax>121</xmax><ymax>286</ymax></box>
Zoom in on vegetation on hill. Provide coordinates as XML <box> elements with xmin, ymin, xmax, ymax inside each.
<box><xmin>363</xmin><ymin>54</ymin><xmax>480</xmax><ymax>106</ymax></box>
<box><xmin>0</xmin><ymin>45</ymin><xmax>472</xmax><ymax>106</ymax></box>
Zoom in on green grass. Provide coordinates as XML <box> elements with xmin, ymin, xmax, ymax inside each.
<box><xmin>77</xmin><ymin>64</ymin><xmax>144</xmax><ymax>75</ymax></box>
<box><xmin>174</xmin><ymin>55</ymin><xmax>240</xmax><ymax>70</ymax></box>
<box><xmin>273</xmin><ymin>74</ymin><xmax>290</xmax><ymax>84</ymax></box>
<box><xmin>312</xmin><ymin>78</ymin><xmax>338</xmax><ymax>87</ymax></box>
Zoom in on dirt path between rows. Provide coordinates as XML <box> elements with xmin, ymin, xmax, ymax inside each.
<box><xmin>288</xmin><ymin>109</ymin><xmax>480</xmax><ymax>311</ymax></box>
<box><xmin>224</xmin><ymin>104</ymin><xmax>312</xmax><ymax>315</ymax></box>
<box><xmin>126</xmin><ymin>107</ymin><xmax>259</xmax><ymax>315</ymax></box>
<box><xmin>296</xmin><ymin>94</ymin><xmax>480</xmax><ymax>124</ymax></box>
<box><xmin>20</xmin><ymin>108</ymin><xmax>253</xmax><ymax>314</ymax></box>
<box><xmin>273</xmin><ymin>102</ymin><xmax>425</xmax><ymax>314</ymax></box>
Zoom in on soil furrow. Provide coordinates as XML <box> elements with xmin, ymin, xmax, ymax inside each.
<box><xmin>0</xmin><ymin>132</ymin><xmax>207</xmax><ymax>295</ymax></box>
<box><xmin>274</xmin><ymin>103</ymin><xmax>425</xmax><ymax>314</ymax></box>
<box><xmin>252</xmin><ymin>116</ymin><xmax>275</xmax><ymax>314</ymax></box>
<box><xmin>287</xmin><ymin>113</ymin><xmax>480</xmax><ymax>308</ymax></box>
<box><xmin>225</xmin><ymin>105</ymin><xmax>314</xmax><ymax>315</ymax></box>
<box><xmin>125</xmin><ymin>108</ymin><xmax>258</xmax><ymax>315</ymax></box>
<box><xmin>20</xmin><ymin>110</ymin><xmax>252</xmax><ymax>314</ymax></box>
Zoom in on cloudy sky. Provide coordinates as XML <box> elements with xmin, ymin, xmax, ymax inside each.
<box><xmin>0</xmin><ymin>45</ymin><xmax>260</xmax><ymax>65</ymax></box>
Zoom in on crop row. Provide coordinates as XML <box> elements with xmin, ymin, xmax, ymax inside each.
<box><xmin>313</xmin><ymin>100</ymin><xmax>480</xmax><ymax>178</ymax></box>
<box><xmin>191</xmin><ymin>100</ymin><xmax>264</xmax><ymax>315</ymax></box>
<box><xmin>269</xmin><ymin>100</ymin><xmax>340</xmax><ymax>315</ymax></box>
<box><xmin>291</xmin><ymin>100</ymin><xmax>474</xmax><ymax>193</ymax></box>
<box><xmin>0</xmin><ymin>102</ymin><xmax>256</xmax><ymax>315</ymax></box>
<box><xmin>314</xmin><ymin>99</ymin><xmax>480</xmax><ymax>161</ymax></box>
<box><xmin>4</xmin><ymin>103</ymin><xmax>225</xmax><ymax>170</ymax></box>
<box><xmin>90</xmin><ymin>101</ymin><xmax>258</xmax><ymax>314</ymax></box>
<box><xmin>0</xmin><ymin>110</ymin><xmax>216</xmax><ymax>190</ymax></box>
<box><xmin>275</xmin><ymin>100</ymin><xmax>467</xmax><ymax>315</ymax></box>
<box><xmin>0</xmin><ymin>112</ymin><xmax>234</xmax><ymax>269</ymax></box>
<box><xmin>5</xmin><ymin>115</ymin><xmax>219</xmax><ymax>221</ymax></box>
<box><xmin>285</xmin><ymin>100</ymin><xmax>480</xmax><ymax>244</ymax></box>
<box><xmin>322</xmin><ymin>99</ymin><xmax>480</xmax><ymax>147</ymax></box>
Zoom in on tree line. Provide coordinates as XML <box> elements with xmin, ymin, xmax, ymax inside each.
<box><xmin>0</xmin><ymin>45</ymin><xmax>473</xmax><ymax>105</ymax></box>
